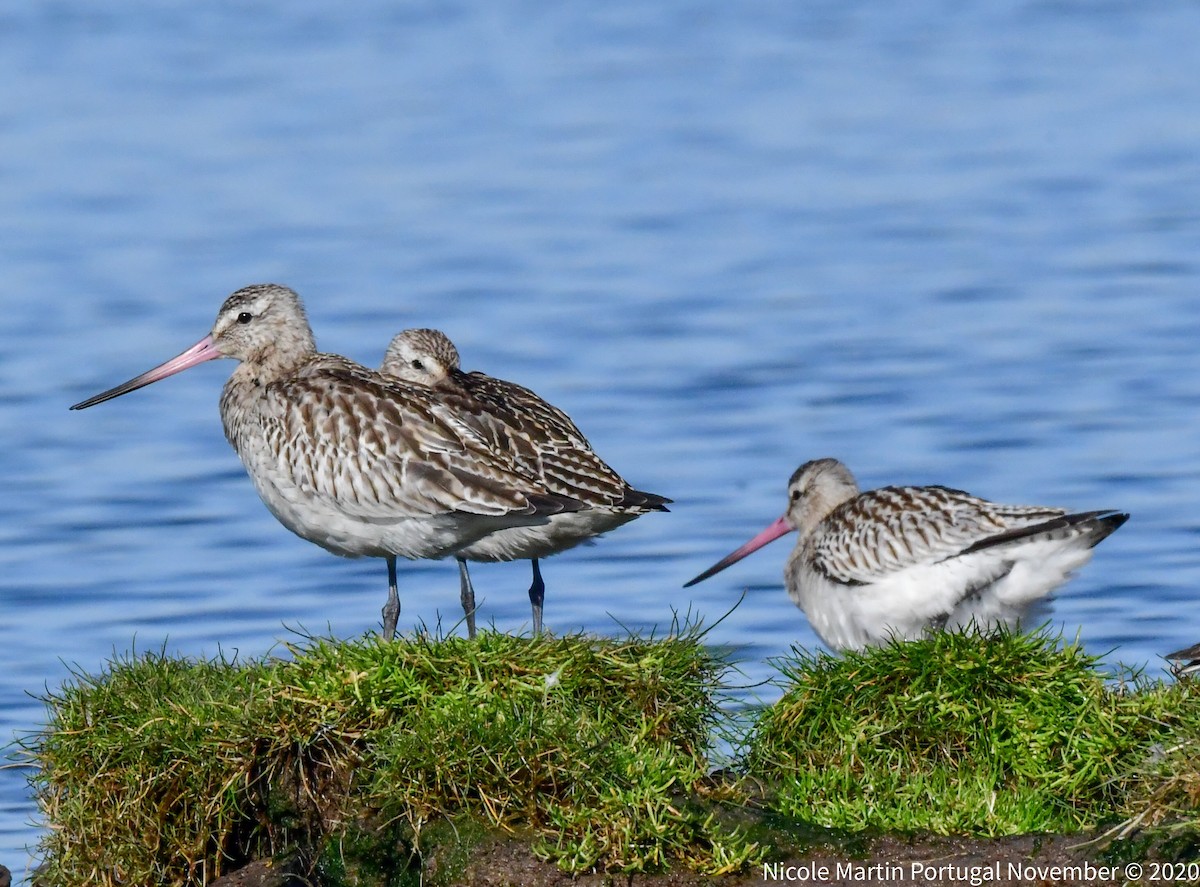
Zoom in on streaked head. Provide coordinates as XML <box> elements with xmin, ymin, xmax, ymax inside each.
<box><xmin>381</xmin><ymin>328</ymin><xmax>460</xmax><ymax>386</ymax></box>
<box><xmin>206</xmin><ymin>283</ymin><xmax>315</xmax><ymax>366</ymax></box>
<box><xmin>784</xmin><ymin>458</ymin><xmax>860</xmax><ymax>537</ymax></box>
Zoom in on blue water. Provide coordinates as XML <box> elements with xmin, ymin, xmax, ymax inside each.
<box><xmin>4</xmin><ymin>1</ymin><xmax>1200</xmax><ymax>879</ymax></box>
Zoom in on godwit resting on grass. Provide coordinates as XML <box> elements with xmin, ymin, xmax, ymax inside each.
<box><xmin>382</xmin><ymin>328</ymin><xmax>670</xmax><ymax>636</ymax></box>
<box><xmin>70</xmin><ymin>284</ymin><xmax>583</xmax><ymax>640</ymax></box>
<box><xmin>684</xmin><ymin>458</ymin><xmax>1127</xmax><ymax>651</ymax></box>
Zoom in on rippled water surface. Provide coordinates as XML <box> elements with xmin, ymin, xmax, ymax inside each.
<box><xmin>4</xmin><ymin>2</ymin><xmax>1200</xmax><ymax>878</ymax></box>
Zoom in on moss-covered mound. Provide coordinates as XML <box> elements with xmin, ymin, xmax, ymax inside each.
<box><xmin>23</xmin><ymin>627</ymin><xmax>1200</xmax><ymax>886</ymax></box>
<box><xmin>744</xmin><ymin>629</ymin><xmax>1192</xmax><ymax>836</ymax></box>
<box><xmin>27</xmin><ymin>631</ymin><xmax>759</xmax><ymax>886</ymax></box>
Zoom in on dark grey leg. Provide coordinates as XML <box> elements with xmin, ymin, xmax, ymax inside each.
<box><xmin>529</xmin><ymin>558</ymin><xmax>545</xmax><ymax>635</ymax></box>
<box><xmin>457</xmin><ymin>557</ymin><xmax>478</xmax><ymax>639</ymax></box>
<box><xmin>382</xmin><ymin>556</ymin><xmax>400</xmax><ymax>641</ymax></box>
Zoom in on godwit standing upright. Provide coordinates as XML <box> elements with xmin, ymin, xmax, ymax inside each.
<box><xmin>684</xmin><ymin>458</ymin><xmax>1127</xmax><ymax>651</ymax></box>
<box><xmin>70</xmin><ymin>284</ymin><xmax>582</xmax><ymax>640</ymax></box>
<box><xmin>382</xmin><ymin>328</ymin><xmax>670</xmax><ymax>635</ymax></box>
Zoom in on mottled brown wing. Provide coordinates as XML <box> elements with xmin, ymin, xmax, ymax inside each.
<box><xmin>810</xmin><ymin>485</ymin><xmax>1065</xmax><ymax>585</ymax></box>
<box><xmin>261</xmin><ymin>359</ymin><xmax>570</xmax><ymax>519</ymax></box>
<box><xmin>454</xmin><ymin>370</ymin><xmax>637</xmax><ymax>506</ymax></box>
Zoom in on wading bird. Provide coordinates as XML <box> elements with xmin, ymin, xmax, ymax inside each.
<box><xmin>684</xmin><ymin>457</ymin><xmax>1127</xmax><ymax>651</ymax></box>
<box><xmin>70</xmin><ymin>284</ymin><xmax>582</xmax><ymax>640</ymax></box>
<box><xmin>381</xmin><ymin>328</ymin><xmax>670</xmax><ymax>635</ymax></box>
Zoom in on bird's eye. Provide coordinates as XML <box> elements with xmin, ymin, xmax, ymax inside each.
<box><xmin>790</xmin><ymin>489</ymin><xmax>802</xmax><ymax>502</ymax></box>
<box><xmin>237</xmin><ymin>312</ymin><xmax>252</xmax><ymax>324</ymax></box>
<box><xmin>410</xmin><ymin>359</ymin><xmax>424</xmax><ymax>370</ymax></box>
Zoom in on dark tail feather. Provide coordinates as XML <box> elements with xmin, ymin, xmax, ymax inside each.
<box><xmin>1083</xmin><ymin>511</ymin><xmax>1130</xmax><ymax>547</ymax></box>
<box><xmin>619</xmin><ymin>488</ymin><xmax>672</xmax><ymax>512</ymax></box>
<box><xmin>960</xmin><ymin>510</ymin><xmax>1128</xmax><ymax>557</ymax></box>
<box><xmin>526</xmin><ymin>492</ymin><xmax>589</xmax><ymax>515</ymax></box>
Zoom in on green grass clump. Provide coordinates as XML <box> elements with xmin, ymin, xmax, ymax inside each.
<box><xmin>26</xmin><ymin>629</ymin><xmax>759</xmax><ymax>886</ymax></box>
<box><xmin>745</xmin><ymin>629</ymin><xmax>1184</xmax><ymax>835</ymax></box>
<box><xmin>1118</xmin><ymin>680</ymin><xmax>1200</xmax><ymax>855</ymax></box>
<box><xmin>284</xmin><ymin>631</ymin><xmax>758</xmax><ymax>873</ymax></box>
<box><xmin>31</xmin><ymin>652</ymin><xmax>277</xmax><ymax>885</ymax></box>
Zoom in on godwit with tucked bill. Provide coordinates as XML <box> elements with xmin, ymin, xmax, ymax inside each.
<box><xmin>684</xmin><ymin>458</ymin><xmax>1127</xmax><ymax>651</ymax></box>
<box><xmin>381</xmin><ymin>328</ymin><xmax>670</xmax><ymax>636</ymax></box>
<box><xmin>70</xmin><ymin>284</ymin><xmax>583</xmax><ymax>640</ymax></box>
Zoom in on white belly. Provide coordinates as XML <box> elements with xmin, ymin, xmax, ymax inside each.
<box><xmin>786</xmin><ymin>540</ymin><xmax>1097</xmax><ymax>651</ymax></box>
<box><xmin>241</xmin><ymin>449</ymin><xmax>546</xmax><ymax>561</ymax></box>
<box><xmin>456</xmin><ymin>509</ymin><xmax>639</xmax><ymax>562</ymax></box>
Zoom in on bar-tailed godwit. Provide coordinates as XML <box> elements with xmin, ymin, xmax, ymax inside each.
<box><xmin>684</xmin><ymin>458</ymin><xmax>1127</xmax><ymax>651</ymax></box>
<box><xmin>382</xmin><ymin>328</ymin><xmax>670</xmax><ymax>635</ymax></box>
<box><xmin>70</xmin><ymin>284</ymin><xmax>583</xmax><ymax>640</ymax></box>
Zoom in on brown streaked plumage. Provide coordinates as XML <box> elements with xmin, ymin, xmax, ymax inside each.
<box><xmin>382</xmin><ymin>328</ymin><xmax>670</xmax><ymax>635</ymax></box>
<box><xmin>685</xmin><ymin>457</ymin><xmax>1127</xmax><ymax>651</ymax></box>
<box><xmin>70</xmin><ymin>284</ymin><xmax>582</xmax><ymax>640</ymax></box>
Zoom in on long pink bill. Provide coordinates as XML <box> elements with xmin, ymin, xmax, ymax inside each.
<box><xmin>683</xmin><ymin>515</ymin><xmax>794</xmax><ymax>587</ymax></box>
<box><xmin>70</xmin><ymin>335</ymin><xmax>223</xmax><ymax>411</ymax></box>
